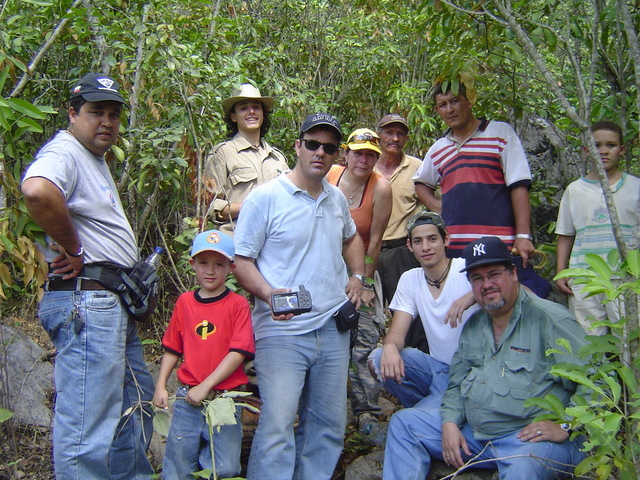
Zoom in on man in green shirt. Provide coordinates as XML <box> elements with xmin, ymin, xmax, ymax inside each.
<box><xmin>382</xmin><ymin>236</ymin><xmax>588</xmax><ymax>480</ymax></box>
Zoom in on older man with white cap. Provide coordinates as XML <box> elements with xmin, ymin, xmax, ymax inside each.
<box><xmin>204</xmin><ymin>82</ymin><xmax>288</xmax><ymax>234</ymax></box>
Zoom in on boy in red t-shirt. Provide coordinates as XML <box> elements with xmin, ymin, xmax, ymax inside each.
<box><xmin>153</xmin><ymin>230</ymin><xmax>255</xmax><ymax>479</ymax></box>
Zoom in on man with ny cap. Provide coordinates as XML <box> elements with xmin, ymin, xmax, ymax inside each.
<box><xmin>375</xmin><ymin>114</ymin><xmax>427</xmax><ymax>351</ymax></box>
<box><xmin>382</xmin><ymin>236</ymin><xmax>588</xmax><ymax>480</ymax></box>
<box><xmin>22</xmin><ymin>73</ymin><xmax>154</xmax><ymax>479</ymax></box>
<box><xmin>233</xmin><ymin>113</ymin><xmax>366</xmax><ymax>480</ymax></box>
<box><xmin>204</xmin><ymin>83</ymin><xmax>288</xmax><ymax>235</ymax></box>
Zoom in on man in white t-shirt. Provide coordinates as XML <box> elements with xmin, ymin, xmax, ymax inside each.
<box><xmin>369</xmin><ymin>211</ymin><xmax>478</xmax><ymax>409</ymax></box>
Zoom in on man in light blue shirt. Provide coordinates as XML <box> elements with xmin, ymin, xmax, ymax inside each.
<box><xmin>234</xmin><ymin>113</ymin><xmax>366</xmax><ymax>480</ymax></box>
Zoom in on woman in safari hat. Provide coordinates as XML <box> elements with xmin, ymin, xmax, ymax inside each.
<box><xmin>204</xmin><ymin>83</ymin><xmax>288</xmax><ymax>235</ymax></box>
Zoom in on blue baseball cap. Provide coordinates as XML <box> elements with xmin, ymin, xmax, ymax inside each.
<box><xmin>190</xmin><ymin>230</ymin><xmax>234</xmax><ymax>261</ymax></box>
<box><xmin>460</xmin><ymin>236</ymin><xmax>513</xmax><ymax>272</ymax></box>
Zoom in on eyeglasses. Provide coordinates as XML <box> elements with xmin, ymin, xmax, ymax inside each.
<box><xmin>468</xmin><ymin>267</ymin><xmax>509</xmax><ymax>286</ymax></box>
<box><xmin>301</xmin><ymin>139</ymin><xmax>339</xmax><ymax>155</ymax></box>
<box><xmin>347</xmin><ymin>133</ymin><xmax>379</xmax><ymax>146</ymax></box>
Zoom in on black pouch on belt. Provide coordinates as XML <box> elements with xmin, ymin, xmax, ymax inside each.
<box><xmin>333</xmin><ymin>300</ymin><xmax>360</xmax><ymax>333</ymax></box>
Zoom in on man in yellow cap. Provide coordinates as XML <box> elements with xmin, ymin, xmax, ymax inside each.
<box><xmin>204</xmin><ymin>83</ymin><xmax>288</xmax><ymax>234</ymax></box>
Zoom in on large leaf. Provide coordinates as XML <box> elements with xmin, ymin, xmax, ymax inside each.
<box><xmin>4</xmin><ymin>98</ymin><xmax>48</xmax><ymax>120</ymax></box>
<box><xmin>152</xmin><ymin>408</ymin><xmax>171</xmax><ymax>437</ymax></box>
<box><xmin>0</xmin><ymin>407</ymin><xmax>14</xmax><ymax>423</ymax></box>
<box><xmin>204</xmin><ymin>397</ymin><xmax>238</xmax><ymax>428</ymax></box>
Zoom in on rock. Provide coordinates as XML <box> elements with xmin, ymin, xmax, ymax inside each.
<box><xmin>343</xmin><ymin>448</ymin><xmax>498</xmax><ymax>480</ymax></box>
<box><xmin>345</xmin><ymin>447</ymin><xmax>384</xmax><ymax>480</ymax></box>
<box><xmin>0</xmin><ymin>325</ymin><xmax>54</xmax><ymax>427</ymax></box>
<box><xmin>428</xmin><ymin>460</ymin><xmax>498</xmax><ymax>480</ymax></box>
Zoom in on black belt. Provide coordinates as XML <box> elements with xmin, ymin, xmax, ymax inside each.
<box><xmin>46</xmin><ymin>278</ymin><xmax>109</xmax><ymax>291</ymax></box>
<box><xmin>381</xmin><ymin>238</ymin><xmax>407</xmax><ymax>250</ymax></box>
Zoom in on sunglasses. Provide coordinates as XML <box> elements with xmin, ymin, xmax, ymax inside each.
<box><xmin>347</xmin><ymin>133</ymin><xmax>380</xmax><ymax>146</ymax></box>
<box><xmin>301</xmin><ymin>139</ymin><xmax>339</xmax><ymax>155</ymax></box>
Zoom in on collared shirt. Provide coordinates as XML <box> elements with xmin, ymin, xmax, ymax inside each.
<box><xmin>204</xmin><ymin>133</ymin><xmax>288</xmax><ymax>235</ymax></box>
<box><xmin>441</xmin><ymin>288</ymin><xmax>587</xmax><ymax>441</ymax></box>
<box><xmin>375</xmin><ymin>153</ymin><xmax>422</xmax><ymax>241</ymax></box>
<box><xmin>414</xmin><ymin>120</ymin><xmax>531</xmax><ymax>253</ymax></box>
<box><xmin>234</xmin><ymin>173</ymin><xmax>356</xmax><ymax>340</ymax></box>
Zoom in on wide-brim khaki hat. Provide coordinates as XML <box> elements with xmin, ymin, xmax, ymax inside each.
<box><xmin>222</xmin><ymin>84</ymin><xmax>274</xmax><ymax>118</ymax></box>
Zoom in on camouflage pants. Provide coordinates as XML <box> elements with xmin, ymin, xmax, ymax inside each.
<box><xmin>349</xmin><ymin>278</ymin><xmax>385</xmax><ymax>417</ymax></box>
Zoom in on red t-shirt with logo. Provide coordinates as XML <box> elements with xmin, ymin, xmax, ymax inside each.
<box><xmin>162</xmin><ymin>288</ymin><xmax>255</xmax><ymax>390</ymax></box>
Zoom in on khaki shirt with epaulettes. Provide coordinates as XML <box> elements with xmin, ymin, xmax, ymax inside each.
<box><xmin>204</xmin><ymin>133</ymin><xmax>288</xmax><ymax>235</ymax></box>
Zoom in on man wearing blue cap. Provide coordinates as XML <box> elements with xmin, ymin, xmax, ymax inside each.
<box><xmin>22</xmin><ymin>73</ymin><xmax>155</xmax><ymax>479</ymax></box>
<box><xmin>383</xmin><ymin>236</ymin><xmax>588</xmax><ymax>480</ymax></box>
<box><xmin>234</xmin><ymin>113</ymin><xmax>366</xmax><ymax>480</ymax></box>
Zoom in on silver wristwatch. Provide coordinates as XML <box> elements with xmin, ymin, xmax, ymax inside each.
<box><xmin>515</xmin><ymin>233</ymin><xmax>533</xmax><ymax>241</ymax></box>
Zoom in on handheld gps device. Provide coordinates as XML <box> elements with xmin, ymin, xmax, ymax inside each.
<box><xmin>271</xmin><ymin>285</ymin><xmax>312</xmax><ymax>316</ymax></box>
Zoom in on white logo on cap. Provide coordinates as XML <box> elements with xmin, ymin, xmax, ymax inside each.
<box><xmin>312</xmin><ymin>113</ymin><xmax>331</xmax><ymax>122</ymax></box>
<box><xmin>97</xmin><ymin>78</ymin><xmax>117</xmax><ymax>92</ymax></box>
<box><xmin>206</xmin><ymin>232</ymin><xmax>221</xmax><ymax>244</ymax></box>
<box><xmin>473</xmin><ymin>243</ymin><xmax>486</xmax><ymax>256</ymax></box>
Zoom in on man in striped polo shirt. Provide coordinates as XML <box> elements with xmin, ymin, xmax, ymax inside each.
<box><xmin>413</xmin><ymin>82</ymin><xmax>535</xmax><ymax>268</ymax></box>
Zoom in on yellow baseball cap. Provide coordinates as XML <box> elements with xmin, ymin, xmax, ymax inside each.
<box><xmin>344</xmin><ymin>128</ymin><xmax>382</xmax><ymax>154</ymax></box>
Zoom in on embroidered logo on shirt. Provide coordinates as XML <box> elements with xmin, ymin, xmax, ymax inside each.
<box><xmin>195</xmin><ymin>320</ymin><xmax>216</xmax><ymax>340</ymax></box>
<box><xmin>593</xmin><ymin>207</ymin><xmax>610</xmax><ymax>224</ymax></box>
<box><xmin>509</xmin><ymin>346</ymin><xmax>531</xmax><ymax>353</ymax></box>
<box><xmin>101</xmin><ymin>185</ymin><xmax>117</xmax><ymax>209</ymax></box>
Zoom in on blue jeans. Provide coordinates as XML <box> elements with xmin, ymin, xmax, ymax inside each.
<box><xmin>247</xmin><ymin>320</ymin><xmax>350</xmax><ymax>480</ymax></box>
<box><xmin>39</xmin><ymin>289</ymin><xmax>154</xmax><ymax>480</ymax></box>
<box><xmin>162</xmin><ymin>386</ymin><xmax>242</xmax><ymax>479</ymax></box>
<box><xmin>383</xmin><ymin>402</ymin><xmax>587</xmax><ymax>480</ymax></box>
<box><xmin>369</xmin><ymin>347</ymin><xmax>450</xmax><ymax>409</ymax></box>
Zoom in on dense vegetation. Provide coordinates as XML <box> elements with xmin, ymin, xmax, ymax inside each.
<box><xmin>1</xmin><ymin>0</ymin><xmax>639</xmax><ymax>478</ymax></box>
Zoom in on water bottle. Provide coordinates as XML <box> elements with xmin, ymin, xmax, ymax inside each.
<box><xmin>145</xmin><ymin>246</ymin><xmax>164</xmax><ymax>270</ymax></box>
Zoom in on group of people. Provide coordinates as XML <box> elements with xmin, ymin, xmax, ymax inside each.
<box><xmin>20</xmin><ymin>71</ymin><xmax>638</xmax><ymax>480</ymax></box>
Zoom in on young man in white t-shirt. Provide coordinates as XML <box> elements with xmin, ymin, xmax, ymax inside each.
<box><xmin>369</xmin><ymin>211</ymin><xmax>478</xmax><ymax>409</ymax></box>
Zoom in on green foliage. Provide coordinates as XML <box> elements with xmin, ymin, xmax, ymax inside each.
<box><xmin>0</xmin><ymin>56</ymin><xmax>52</xmax><ymax>308</ymax></box>
<box><xmin>0</xmin><ymin>407</ymin><xmax>14</xmax><ymax>423</ymax></box>
<box><xmin>525</xmin><ymin>249</ymin><xmax>640</xmax><ymax>479</ymax></box>
<box><xmin>1</xmin><ymin>1</ymin><xmax>639</xmax><ymax>474</ymax></box>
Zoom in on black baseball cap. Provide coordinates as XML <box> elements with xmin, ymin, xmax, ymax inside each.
<box><xmin>70</xmin><ymin>73</ymin><xmax>127</xmax><ymax>106</ymax></box>
<box><xmin>460</xmin><ymin>236</ymin><xmax>514</xmax><ymax>272</ymax></box>
<box><xmin>300</xmin><ymin>113</ymin><xmax>343</xmax><ymax>142</ymax></box>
